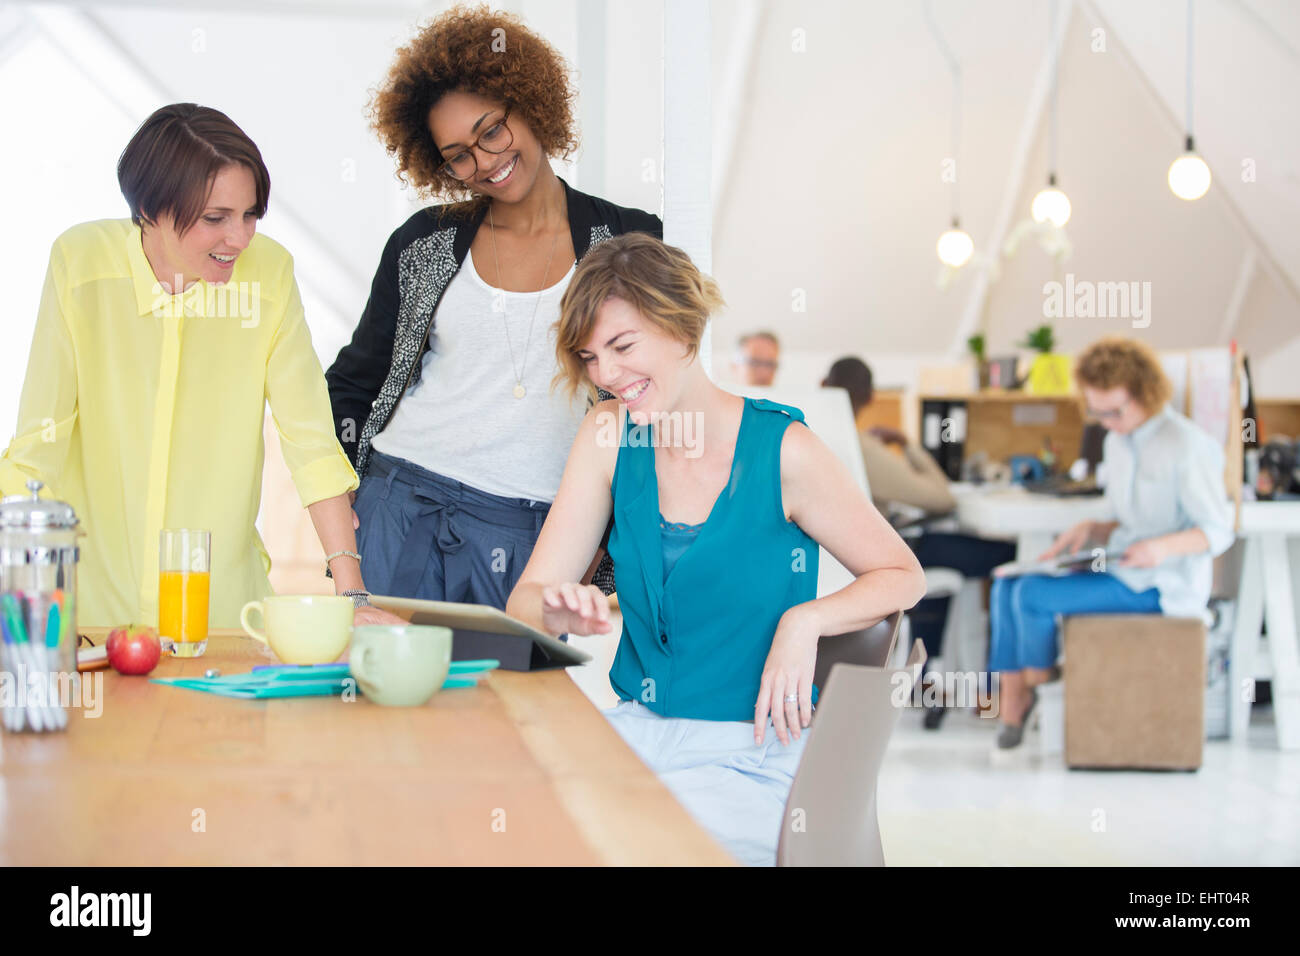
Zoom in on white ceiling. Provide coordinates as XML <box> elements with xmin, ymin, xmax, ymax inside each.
<box><xmin>4</xmin><ymin>0</ymin><xmax>1297</xmax><ymax>398</ymax></box>
<box><xmin>709</xmin><ymin>0</ymin><xmax>1300</xmax><ymax>381</ymax></box>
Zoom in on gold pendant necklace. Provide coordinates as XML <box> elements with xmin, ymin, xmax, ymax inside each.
<box><xmin>490</xmin><ymin>204</ymin><xmax>563</xmax><ymax>400</ymax></box>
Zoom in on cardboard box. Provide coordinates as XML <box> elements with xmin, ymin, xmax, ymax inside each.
<box><xmin>1064</xmin><ymin>615</ymin><xmax>1206</xmax><ymax>770</ymax></box>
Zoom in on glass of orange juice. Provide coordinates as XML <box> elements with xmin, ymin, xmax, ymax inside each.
<box><xmin>159</xmin><ymin>529</ymin><xmax>211</xmax><ymax>658</ymax></box>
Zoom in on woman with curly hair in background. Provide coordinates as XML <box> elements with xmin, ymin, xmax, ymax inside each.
<box><xmin>989</xmin><ymin>337</ymin><xmax>1234</xmax><ymax>750</ymax></box>
<box><xmin>326</xmin><ymin>5</ymin><xmax>661</xmax><ymax>612</ymax></box>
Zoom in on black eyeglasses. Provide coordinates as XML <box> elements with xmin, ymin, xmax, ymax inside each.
<box><xmin>1085</xmin><ymin>397</ymin><xmax>1133</xmax><ymax>422</ymax></box>
<box><xmin>438</xmin><ymin>110</ymin><xmax>514</xmax><ymax>181</ymax></box>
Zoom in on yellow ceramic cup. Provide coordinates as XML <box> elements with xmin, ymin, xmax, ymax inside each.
<box><xmin>349</xmin><ymin>625</ymin><xmax>452</xmax><ymax>707</ymax></box>
<box><xmin>239</xmin><ymin>595</ymin><xmax>354</xmax><ymax>664</ymax></box>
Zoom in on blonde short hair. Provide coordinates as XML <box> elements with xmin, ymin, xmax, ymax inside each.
<box><xmin>554</xmin><ymin>233</ymin><xmax>724</xmax><ymax>401</ymax></box>
<box><xmin>1075</xmin><ymin>337</ymin><xmax>1173</xmax><ymax>415</ymax></box>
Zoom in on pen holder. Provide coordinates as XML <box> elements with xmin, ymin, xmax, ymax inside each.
<box><xmin>0</xmin><ymin>480</ymin><xmax>81</xmax><ymax>733</ymax></box>
<box><xmin>0</xmin><ymin>588</ymin><xmax>77</xmax><ymax>733</ymax></box>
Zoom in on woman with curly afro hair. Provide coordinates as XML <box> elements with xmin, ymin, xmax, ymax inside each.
<box><xmin>326</xmin><ymin>5</ymin><xmax>661</xmax><ymax>612</ymax></box>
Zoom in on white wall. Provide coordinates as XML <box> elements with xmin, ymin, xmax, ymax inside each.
<box><xmin>0</xmin><ymin>0</ymin><xmax>668</xmax><ymax>445</ymax></box>
<box><xmin>5</xmin><ymin>0</ymin><xmax>1299</xmax><ymax>452</ymax></box>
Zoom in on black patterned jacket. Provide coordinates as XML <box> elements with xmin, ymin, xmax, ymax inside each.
<box><xmin>325</xmin><ymin>178</ymin><xmax>661</xmax><ymax>590</ymax></box>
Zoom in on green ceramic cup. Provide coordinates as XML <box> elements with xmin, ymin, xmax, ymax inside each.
<box><xmin>349</xmin><ymin>625</ymin><xmax>452</xmax><ymax>707</ymax></box>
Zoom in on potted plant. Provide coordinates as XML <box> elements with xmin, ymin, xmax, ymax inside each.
<box><xmin>968</xmin><ymin>334</ymin><xmax>989</xmax><ymax>388</ymax></box>
<box><xmin>1019</xmin><ymin>324</ymin><xmax>1073</xmax><ymax>395</ymax></box>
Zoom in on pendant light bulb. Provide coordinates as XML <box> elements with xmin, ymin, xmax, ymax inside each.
<box><xmin>1031</xmin><ymin>175</ymin><xmax>1071</xmax><ymax>227</ymax></box>
<box><xmin>937</xmin><ymin>222</ymin><xmax>974</xmax><ymax>268</ymax></box>
<box><xmin>1168</xmin><ymin>138</ymin><xmax>1211</xmax><ymax>200</ymax></box>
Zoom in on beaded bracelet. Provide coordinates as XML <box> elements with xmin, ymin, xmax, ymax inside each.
<box><xmin>324</xmin><ymin>549</ymin><xmax>362</xmax><ymax>579</ymax></box>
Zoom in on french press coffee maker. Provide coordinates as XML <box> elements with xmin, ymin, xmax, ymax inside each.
<box><xmin>0</xmin><ymin>479</ymin><xmax>81</xmax><ymax>732</ymax></box>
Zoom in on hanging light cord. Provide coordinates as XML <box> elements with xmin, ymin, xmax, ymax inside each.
<box><xmin>1049</xmin><ymin>0</ymin><xmax>1060</xmax><ymax>180</ymax></box>
<box><xmin>1186</xmin><ymin>0</ymin><xmax>1196</xmax><ymax>149</ymax></box>
<box><xmin>924</xmin><ymin>0</ymin><xmax>962</xmax><ymax>224</ymax></box>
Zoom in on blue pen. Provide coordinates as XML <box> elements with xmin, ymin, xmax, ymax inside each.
<box><xmin>46</xmin><ymin>601</ymin><xmax>60</xmax><ymax>650</ymax></box>
<box><xmin>1</xmin><ymin>594</ymin><xmax>41</xmax><ymax>731</ymax></box>
<box><xmin>40</xmin><ymin>598</ymin><xmax>68</xmax><ymax>729</ymax></box>
<box><xmin>51</xmin><ymin>588</ymin><xmax>69</xmax><ymax>650</ymax></box>
<box><xmin>0</xmin><ymin>615</ymin><xmax>20</xmax><ymax>732</ymax></box>
<box><xmin>0</xmin><ymin>594</ymin><xmax>26</xmax><ymax>644</ymax></box>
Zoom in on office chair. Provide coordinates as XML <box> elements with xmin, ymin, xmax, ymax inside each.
<box><xmin>779</xmin><ymin>616</ymin><xmax>924</xmax><ymax>867</ymax></box>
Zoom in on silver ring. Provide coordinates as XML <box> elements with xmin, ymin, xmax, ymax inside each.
<box><xmin>784</xmin><ymin>694</ymin><xmax>799</xmax><ymax>703</ymax></box>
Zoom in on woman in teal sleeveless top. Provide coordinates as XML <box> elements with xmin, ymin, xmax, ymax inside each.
<box><xmin>607</xmin><ymin>395</ymin><xmax>823</xmax><ymax>721</ymax></box>
<box><xmin>507</xmin><ymin>234</ymin><xmax>925</xmax><ymax>865</ymax></box>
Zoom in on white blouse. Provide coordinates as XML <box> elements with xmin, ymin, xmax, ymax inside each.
<box><xmin>370</xmin><ymin>249</ymin><xmax>584</xmax><ymax>502</ymax></box>
<box><xmin>1102</xmin><ymin>405</ymin><xmax>1235</xmax><ymax>617</ymax></box>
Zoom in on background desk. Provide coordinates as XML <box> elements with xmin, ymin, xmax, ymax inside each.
<box><xmin>0</xmin><ymin>630</ymin><xmax>734</xmax><ymax>865</ymax></box>
<box><xmin>1230</xmin><ymin>502</ymin><xmax>1300</xmax><ymax>750</ymax></box>
<box><xmin>952</xmin><ymin>484</ymin><xmax>1114</xmax><ymax>559</ymax></box>
<box><xmin>952</xmin><ymin>485</ymin><xmax>1300</xmax><ymax>750</ymax></box>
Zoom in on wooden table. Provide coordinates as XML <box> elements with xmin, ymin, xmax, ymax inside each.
<box><xmin>0</xmin><ymin>630</ymin><xmax>733</xmax><ymax>865</ymax></box>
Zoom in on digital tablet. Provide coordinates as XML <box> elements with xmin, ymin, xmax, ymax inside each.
<box><xmin>368</xmin><ymin>595</ymin><xmax>593</xmax><ymax>672</ymax></box>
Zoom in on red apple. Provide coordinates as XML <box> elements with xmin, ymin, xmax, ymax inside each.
<box><xmin>106</xmin><ymin>624</ymin><xmax>162</xmax><ymax>676</ymax></box>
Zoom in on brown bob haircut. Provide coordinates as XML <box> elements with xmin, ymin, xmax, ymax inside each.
<box><xmin>554</xmin><ymin>233</ymin><xmax>724</xmax><ymax>402</ymax></box>
<box><xmin>117</xmin><ymin>103</ymin><xmax>270</xmax><ymax>235</ymax></box>
<box><xmin>1074</xmin><ymin>336</ymin><xmax>1173</xmax><ymax>415</ymax></box>
<box><xmin>371</xmin><ymin>4</ymin><xmax>578</xmax><ymax>203</ymax></box>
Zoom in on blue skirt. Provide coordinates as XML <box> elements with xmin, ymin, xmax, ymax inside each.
<box><xmin>354</xmin><ymin>450</ymin><xmax>550</xmax><ymax>609</ymax></box>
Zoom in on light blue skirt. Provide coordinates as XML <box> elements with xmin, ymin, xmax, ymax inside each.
<box><xmin>602</xmin><ymin>699</ymin><xmax>811</xmax><ymax>866</ymax></box>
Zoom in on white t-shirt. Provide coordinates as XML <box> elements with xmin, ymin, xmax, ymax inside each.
<box><xmin>370</xmin><ymin>248</ymin><xmax>585</xmax><ymax>502</ymax></box>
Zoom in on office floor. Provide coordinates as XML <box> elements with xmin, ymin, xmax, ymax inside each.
<box><xmin>567</xmin><ymin>626</ymin><xmax>1299</xmax><ymax>866</ymax></box>
<box><xmin>879</xmin><ymin>706</ymin><xmax>1299</xmax><ymax>866</ymax></box>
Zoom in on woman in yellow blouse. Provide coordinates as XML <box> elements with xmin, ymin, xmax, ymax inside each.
<box><xmin>0</xmin><ymin>103</ymin><xmax>402</xmax><ymax>629</ymax></box>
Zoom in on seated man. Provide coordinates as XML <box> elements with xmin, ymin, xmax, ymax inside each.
<box><xmin>990</xmin><ymin>337</ymin><xmax>1234</xmax><ymax>750</ymax></box>
<box><xmin>822</xmin><ymin>357</ymin><xmax>1013</xmax><ymax>728</ymax></box>
<box><xmin>822</xmin><ymin>357</ymin><xmax>955</xmax><ymax>515</ymax></box>
<box><xmin>732</xmin><ymin>330</ymin><xmax>780</xmax><ymax>386</ymax></box>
